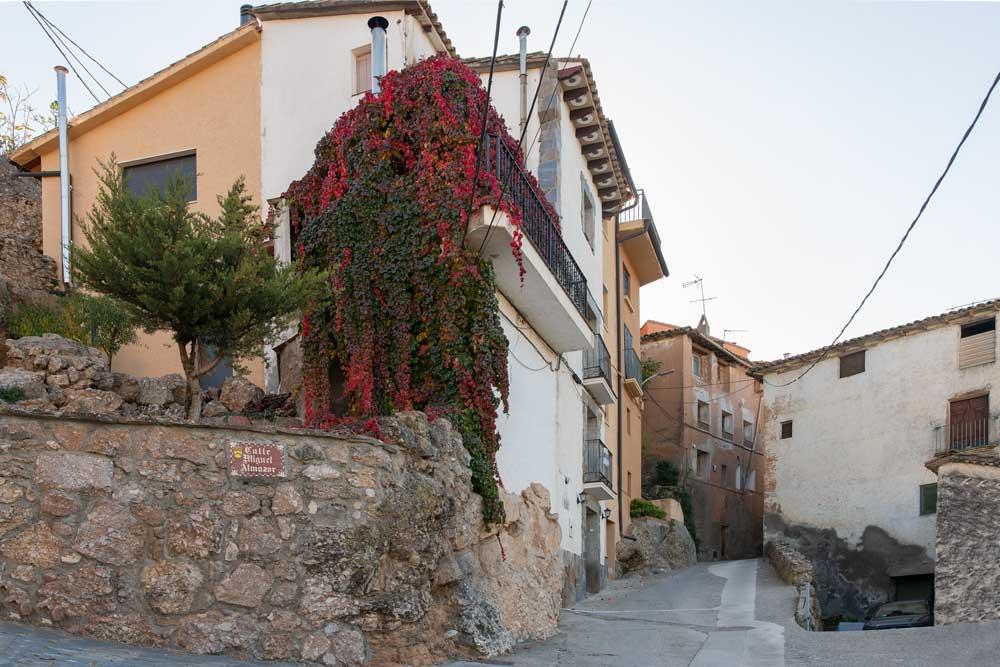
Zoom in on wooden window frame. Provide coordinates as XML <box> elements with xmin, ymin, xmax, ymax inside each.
<box><xmin>839</xmin><ymin>350</ymin><xmax>866</xmax><ymax>378</ymax></box>
<box><xmin>697</xmin><ymin>400</ymin><xmax>710</xmax><ymax>429</ymax></box>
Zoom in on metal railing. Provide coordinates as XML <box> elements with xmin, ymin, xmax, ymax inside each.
<box><xmin>584</xmin><ymin>439</ymin><xmax>613</xmax><ymax>489</ymax></box>
<box><xmin>617</xmin><ymin>188</ymin><xmax>654</xmax><ymax>225</ymax></box>
<box><xmin>583</xmin><ymin>335</ymin><xmax>613</xmax><ymax>387</ymax></box>
<box><xmin>481</xmin><ymin>134</ymin><xmax>588</xmax><ymax>318</ymax></box>
<box><xmin>625</xmin><ymin>348</ymin><xmax>642</xmax><ymax>384</ymax></box>
<box><xmin>933</xmin><ymin>415</ymin><xmax>1000</xmax><ymax>455</ymax></box>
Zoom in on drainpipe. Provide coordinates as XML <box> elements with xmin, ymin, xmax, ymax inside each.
<box><xmin>614</xmin><ymin>216</ymin><xmax>624</xmax><ymax>536</ymax></box>
<box><xmin>55</xmin><ymin>66</ymin><xmax>70</xmax><ymax>285</ymax></box>
<box><xmin>368</xmin><ymin>16</ymin><xmax>389</xmax><ymax>94</ymax></box>
<box><xmin>517</xmin><ymin>26</ymin><xmax>530</xmax><ymax>135</ymax></box>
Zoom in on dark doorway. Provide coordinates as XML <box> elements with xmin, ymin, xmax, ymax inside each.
<box><xmin>894</xmin><ymin>574</ymin><xmax>934</xmax><ymax>603</ymax></box>
<box><xmin>720</xmin><ymin>524</ymin><xmax>728</xmax><ymax>560</ymax></box>
<box><xmin>584</xmin><ymin>507</ymin><xmax>602</xmax><ymax>594</ymax></box>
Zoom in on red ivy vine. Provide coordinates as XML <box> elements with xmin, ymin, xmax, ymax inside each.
<box><xmin>284</xmin><ymin>56</ymin><xmax>558</xmax><ymax>525</ymax></box>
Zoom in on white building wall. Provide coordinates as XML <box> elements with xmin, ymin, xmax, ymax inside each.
<box><xmin>260</xmin><ymin>12</ymin><xmax>437</xmax><ymax>203</ymax></box>
<box><xmin>761</xmin><ymin>313</ymin><xmax>1000</xmax><ymax>554</ymax></box>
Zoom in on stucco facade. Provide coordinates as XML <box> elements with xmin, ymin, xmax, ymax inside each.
<box><xmin>758</xmin><ymin>300</ymin><xmax>1000</xmax><ymax>620</ymax></box>
<box><xmin>640</xmin><ymin>323</ymin><xmax>763</xmax><ymax>562</ymax></box>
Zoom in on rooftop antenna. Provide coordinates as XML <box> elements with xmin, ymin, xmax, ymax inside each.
<box><xmin>682</xmin><ymin>275</ymin><xmax>716</xmax><ymax>319</ymax></box>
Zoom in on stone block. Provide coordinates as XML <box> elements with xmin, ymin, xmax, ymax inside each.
<box><xmin>142</xmin><ymin>560</ymin><xmax>205</xmax><ymax>614</ymax></box>
<box><xmin>74</xmin><ymin>501</ymin><xmax>146</xmax><ymax>565</ymax></box>
<box><xmin>35</xmin><ymin>452</ymin><xmax>113</xmax><ymax>493</ymax></box>
<box><xmin>215</xmin><ymin>563</ymin><xmax>273</xmax><ymax>608</ymax></box>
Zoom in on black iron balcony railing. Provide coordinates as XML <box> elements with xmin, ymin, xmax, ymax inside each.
<box><xmin>934</xmin><ymin>415</ymin><xmax>1000</xmax><ymax>455</ymax></box>
<box><xmin>583</xmin><ymin>335</ymin><xmax>613</xmax><ymax>387</ymax></box>
<box><xmin>584</xmin><ymin>438</ymin><xmax>613</xmax><ymax>489</ymax></box>
<box><xmin>625</xmin><ymin>348</ymin><xmax>642</xmax><ymax>384</ymax></box>
<box><xmin>617</xmin><ymin>188</ymin><xmax>653</xmax><ymax>225</ymax></box>
<box><xmin>481</xmin><ymin>134</ymin><xmax>588</xmax><ymax>318</ymax></box>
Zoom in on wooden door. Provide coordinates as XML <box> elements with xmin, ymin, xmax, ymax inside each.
<box><xmin>950</xmin><ymin>395</ymin><xmax>989</xmax><ymax>450</ymax></box>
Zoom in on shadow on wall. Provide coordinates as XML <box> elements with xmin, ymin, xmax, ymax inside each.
<box><xmin>765</xmin><ymin>513</ymin><xmax>933</xmax><ymax>622</ymax></box>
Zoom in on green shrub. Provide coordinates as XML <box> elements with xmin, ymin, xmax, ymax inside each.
<box><xmin>654</xmin><ymin>460</ymin><xmax>680</xmax><ymax>487</ymax></box>
<box><xmin>0</xmin><ymin>387</ymin><xmax>26</xmax><ymax>403</ymax></box>
<box><xmin>630</xmin><ymin>498</ymin><xmax>667</xmax><ymax>520</ymax></box>
<box><xmin>5</xmin><ymin>299</ymin><xmax>87</xmax><ymax>342</ymax></box>
<box><xmin>68</xmin><ymin>293</ymin><xmax>139</xmax><ymax>365</ymax></box>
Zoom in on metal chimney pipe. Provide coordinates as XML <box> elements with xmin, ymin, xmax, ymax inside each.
<box><xmin>239</xmin><ymin>5</ymin><xmax>254</xmax><ymax>26</ymax></box>
<box><xmin>367</xmin><ymin>16</ymin><xmax>389</xmax><ymax>94</ymax></box>
<box><xmin>55</xmin><ymin>66</ymin><xmax>71</xmax><ymax>285</ymax></box>
<box><xmin>517</xmin><ymin>26</ymin><xmax>530</xmax><ymax>135</ymax></box>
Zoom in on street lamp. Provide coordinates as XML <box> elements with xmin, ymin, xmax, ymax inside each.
<box><xmin>641</xmin><ymin>368</ymin><xmax>674</xmax><ymax>388</ymax></box>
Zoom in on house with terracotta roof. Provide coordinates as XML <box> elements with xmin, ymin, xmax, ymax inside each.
<box><xmin>9</xmin><ymin>0</ymin><xmax>669</xmax><ymax>602</ymax></box>
<box><xmin>756</xmin><ymin>298</ymin><xmax>1000</xmax><ymax>624</ymax></box>
<box><xmin>639</xmin><ymin>318</ymin><xmax>763</xmax><ymax>561</ymax></box>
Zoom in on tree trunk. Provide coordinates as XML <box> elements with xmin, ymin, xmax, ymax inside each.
<box><xmin>177</xmin><ymin>339</ymin><xmax>204</xmax><ymax>420</ymax></box>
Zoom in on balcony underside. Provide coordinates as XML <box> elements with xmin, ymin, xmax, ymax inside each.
<box><xmin>618</xmin><ymin>218</ymin><xmax>666</xmax><ymax>286</ymax></box>
<box><xmin>583</xmin><ymin>480</ymin><xmax>615</xmax><ymax>501</ymax></box>
<box><xmin>582</xmin><ymin>376</ymin><xmax>615</xmax><ymax>405</ymax></box>
<box><xmin>624</xmin><ymin>376</ymin><xmax>642</xmax><ymax>398</ymax></box>
<box><xmin>466</xmin><ymin>206</ymin><xmax>592</xmax><ymax>354</ymax></box>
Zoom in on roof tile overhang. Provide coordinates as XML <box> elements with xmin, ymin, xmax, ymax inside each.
<box><xmin>9</xmin><ymin>24</ymin><xmax>261</xmax><ymax>170</ymax></box>
<box><xmin>756</xmin><ymin>297</ymin><xmax>1000</xmax><ymax>376</ymax></box>
<box><xmin>252</xmin><ymin>0</ymin><xmax>456</xmax><ymax>57</ymax></box>
<box><xmin>642</xmin><ymin>326</ymin><xmax>754</xmax><ymax>369</ymax></box>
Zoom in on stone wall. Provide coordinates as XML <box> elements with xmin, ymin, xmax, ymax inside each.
<box><xmin>934</xmin><ymin>460</ymin><xmax>1000</xmax><ymax>625</ymax></box>
<box><xmin>0</xmin><ymin>407</ymin><xmax>563</xmax><ymax>665</ymax></box>
<box><xmin>765</xmin><ymin>540</ymin><xmax>821</xmax><ymax>631</ymax></box>
<box><xmin>0</xmin><ymin>159</ymin><xmax>57</xmax><ymax>295</ymax></box>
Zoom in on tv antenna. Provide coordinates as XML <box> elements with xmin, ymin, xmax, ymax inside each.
<box><xmin>682</xmin><ymin>275</ymin><xmax>716</xmax><ymax>318</ymax></box>
<box><xmin>723</xmin><ymin>329</ymin><xmax>748</xmax><ymax>340</ymax></box>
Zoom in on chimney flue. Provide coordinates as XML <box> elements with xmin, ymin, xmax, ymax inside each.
<box><xmin>368</xmin><ymin>16</ymin><xmax>389</xmax><ymax>94</ymax></box>
<box><xmin>517</xmin><ymin>26</ymin><xmax>530</xmax><ymax>135</ymax></box>
<box><xmin>239</xmin><ymin>4</ymin><xmax>253</xmax><ymax>26</ymax></box>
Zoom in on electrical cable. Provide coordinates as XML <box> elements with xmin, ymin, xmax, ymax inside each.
<box><xmin>461</xmin><ymin>0</ymin><xmax>503</xmax><ymax>246</ymax></box>
<box><xmin>476</xmin><ymin>0</ymin><xmax>568</xmax><ymax>257</ymax></box>
<box><xmin>23</xmin><ymin>1</ymin><xmax>101</xmax><ymax>104</ymax></box>
<box><xmin>26</xmin><ymin>1</ymin><xmax>126</xmax><ymax>89</ymax></box>
<box><xmin>766</xmin><ymin>66</ymin><xmax>1000</xmax><ymax>388</ymax></box>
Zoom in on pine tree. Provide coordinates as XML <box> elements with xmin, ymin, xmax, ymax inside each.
<box><xmin>72</xmin><ymin>157</ymin><xmax>323</xmax><ymax>418</ymax></box>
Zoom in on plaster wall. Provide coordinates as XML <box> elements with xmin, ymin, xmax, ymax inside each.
<box><xmin>35</xmin><ymin>38</ymin><xmax>264</xmax><ymax>385</ymax></box>
<box><xmin>260</xmin><ymin>12</ymin><xmax>437</xmax><ymax>204</ymax></box>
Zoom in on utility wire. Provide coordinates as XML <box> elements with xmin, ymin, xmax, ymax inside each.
<box><xmin>767</xmin><ymin>66</ymin><xmax>1000</xmax><ymax>388</ymax></box>
<box><xmin>461</xmin><ymin>0</ymin><xmax>504</xmax><ymax>247</ymax></box>
<box><xmin>27</xmin><ymin>2</ymin><xmax>112</xmax><ymax>99</ymax></box>
<box><xmin>23</xmin><ymin>1</ymin><xmax>101</xmax><ymax>104</ymax></box>
<box><xmin>476</xmin><ymin>0</ymin><xmax>568</xmax><ymax>256</ymax></box>
<box><xmin>27</xmin><ymin>0</ymin><xmax>126</xmax><ymax>89</ymax></box>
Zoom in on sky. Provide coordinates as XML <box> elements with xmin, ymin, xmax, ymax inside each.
<box><xmin>3</xmin><ymin>0</ymin><xmax>999</xmax><ymax>361</ymax></box>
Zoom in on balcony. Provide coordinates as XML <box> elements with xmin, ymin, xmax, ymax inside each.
<box><xmin>932</xmin><ymin>415</ymin><xmax>1000</xmax><ymax>456</ymax></box>
<box><xmin>465</xmin><ymin>134</ymin><xmax>592</xmax><ymax>354</ymax></box>
<box><xmin>583</xmin><ymin>438</ymin><xmax>614</xmax><ymax>500</ymax></box>
<box><xmin>617</xmin><ymin>189</ymin><xmax>669</xmax><ymax>286</ymax></box>
<box><xmin>623</xmin><ymin>348</ymin><xmax>643</xmax><ymax>398</ymax></box>
<box><xmin>583</xmin><ymin>335</ymin><xmax>615</xmax><ymax>404</ymax></box>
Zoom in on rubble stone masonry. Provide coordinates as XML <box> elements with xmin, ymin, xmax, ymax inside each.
<box><xmin>0</xmin><ymin>407</ymin><xmax>563</xmax><ymax>665</ymax></box>
<box><xmin>0</xmin><ymin>159</ymin><xmax>58</xmax><ymax>295</ymax></box>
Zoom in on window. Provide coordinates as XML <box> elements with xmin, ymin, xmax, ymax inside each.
<box><xmin>624</xmin><ymin>325</ymin><xmax>634</xmax><ymax>354</ymax></box>
<box><xmin>919</xmin><ymin>483</ymin><xmax>937</xmax><ymax>515</ymax></box>
<box><xmin>722</xmin><ymin>411</ymin><xmax>734</xmax><ymax>440</ymax></box>
<box><xmin>627</xmin><ymin>471</ymin><xmax>632</xmax><ymax>496</ymax></box>
<box><xmin>697</xmin><ymin>401</ymin><xmax>710</xmax><ymax>429</ymax></box>
<box><xmin>581</xmin><ymin>179</ymin><xmax>596</xmax><ymax>250</ymax></box>
<box><xmin>780</xmin><ymin>420</ymin><xmax>793</xmax><ymax>439</ymax></box>
<box><xmin>622</xmin><ymin>266</ymin><xmax>631</xmax><ymax>298</ymax></box>
<box><xmin>354</xmin><ymin>46</ymin><xmax>372</xmax><ymax>94</ymax></box>
<box><xmin>949</xmin><ymin>395</ymin><xmax>989</xmax><ymax>449</ymax></box>
<box><xmin>743</xmin><ymin>420</ymin><xmax>754</xmax><ymax>445</ymax></box>
<box><xmin>720</xmin><ymin>464</ymin><xmax>728</xmax><ymax>487</ymax></box>
<box><xmin>696</xmin><ymin>450</ymin><xmax>709</xmax><ymax>479</ymax></box>
<box><xmin>692</xmin><ymin>352</ymin><xmax>707</xmax><ymax>379</ymax></box>
<box><xmin>122</xmin><ymin>151</ymin><xmax>196</xmax><ymax>201</ymax></box>
<box><xmin>745</xmin><ymin>469</ymin><xmax>756</xmax><ymax>491</ymax></box>
<box><xmin>959</xmin><ymin>317</ymin><xmax>996</xmax><ymax>369</ymax></box>
<box><xmin>839</xmin><ymin>350</ymin><xmax>866</xmax><ymax>378</ymax></box>
<box><xmin>602</xmin><ymin>286</ymin><xmax>609</xmax><ymax>329</ymax></box>
<box><xmin>735</xmin><ymin>462</ymin><xmax>743</xmax><ymax>490</ymax></box>
<box><xmin>718</xmin><ymin>363</ymin><xmax>731</xmax><ymax>389</ymax></box>
<box><xmin>626</xmin><ymin>407</ymin><xmax>632</xmax><ymax>435</ymax></box>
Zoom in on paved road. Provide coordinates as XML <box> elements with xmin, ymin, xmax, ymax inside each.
<box><xmin>449</xmin><ymin>557</ymin><xmax>1000</xmax><ymax>667</ymax></box>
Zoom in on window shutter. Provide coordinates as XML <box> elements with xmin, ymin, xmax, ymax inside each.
<box><xmin>959</xmin><ymin>319</ymin><xmax>996</xmax><ymax>369</ymax></box>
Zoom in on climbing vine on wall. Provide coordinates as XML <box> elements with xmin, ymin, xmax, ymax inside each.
<box><xmin>284</xmin><ymin>56</ymin><xmax>558</xmax><ymax>525</ymax></box>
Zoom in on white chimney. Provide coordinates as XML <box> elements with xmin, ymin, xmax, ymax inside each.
<box><xmin>368</xmin><ymin>16</ymin><xmax>389</xmax><ymax>94</ymax></box>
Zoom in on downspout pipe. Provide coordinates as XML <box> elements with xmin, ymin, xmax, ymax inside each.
<box><xmin>55</xmin><ymin>66</ymin><xmax>70</xmax><ymax>285</ymax></box>
<box><xmin>517</xmin><ymin>26</ymin><xmax>530</xmax><ymax>135</ymax></box>
<box><xmin>368</xmin><ymin>16</ymin><xmax>389</xmax><ymax>94</ymax></box>
<box><xmin>614</xmin><ymin>213</ymin><xmax>624</xmax><ymax>536</ymax></box>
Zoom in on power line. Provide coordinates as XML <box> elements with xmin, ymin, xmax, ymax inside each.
<box><xmin>27</xmin><ymin>2</ymin><xmax>112</xmax><ymax>99</ymax></box>
<box><xmin>461</xmin><ymin>0</ymin><xmax>504</xmax><ymax>247</ymax></box>
<box><xmin>27</xmin><ymin>1</ymin><xmax>126</xmax><ymax>89</ymax></box>
<box><xmin>767</xmin><ymin>66</ymin><xmax>1000</xmax><ymax>388</ymax></box>
<box><xmin>23</xmin><ymin>1</ymin><xmax>101</xmax><ymax>104</ymax></box>
<box><xmin>476</xmin><ymin>0</ymin><xmax>569</xmax><ymax>256</ymax></box>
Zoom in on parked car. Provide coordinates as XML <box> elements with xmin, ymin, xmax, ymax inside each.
<box><xmin>863</xmin><ymin>600</ymin><xmax>933</xmax><ymax>630</ymax></box>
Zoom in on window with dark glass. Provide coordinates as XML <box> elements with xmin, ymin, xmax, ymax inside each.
<box><xmin>780</xmin><ymin>420</ymin><xmax>793</xmax><ymax>439</ymax></box>
<box><xmin>622</xmin><ymin>266</ymin><xmax>631</xmax><ymax>297</ymax></box>
<box><xmin>839</xmin><ymin>350</ymin><xmax>866</xmax><ymax>378</ymax></box>
<box><xmin>919</xmin><ymin>483</ymin><xmax>937</xmax><ymax>515</ymax></box>
<box><xmin>722</xmin><ymin>411</ymin><xmax>734</xmax><ymax>440</ymax></box>
<box><xmin>122</xmin><ymin>152</ymin><xmax>196</xmax><ymax>201</ymax></box>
